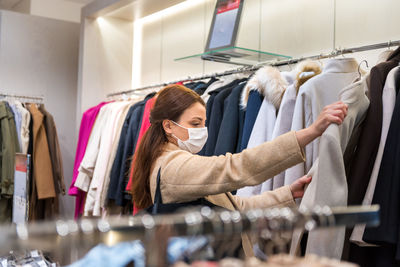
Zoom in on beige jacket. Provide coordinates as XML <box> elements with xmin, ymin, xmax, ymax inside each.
<box><xmin>150</xmin><ymin>131</ymin><xmax>305</xmax><ymax>256</ymax></box>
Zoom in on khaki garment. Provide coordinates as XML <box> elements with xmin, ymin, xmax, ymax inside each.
<box><xmin>0</xmin><ymin>102</ymin><xmax>20</xmax><ymax>223</ymax></box>
<box><xmin>39</xmin><ymin>105</ymin><xmax>66</xmax><ymax>195</ymax></box>
<box><xmin>150</xmin><ymin>131</ymin><xmax>305</xmax><ymax>257</ymax></box>
<box><xmin>0</xmin><ymin>102</ymin><xmax>20</xmax><ymax>196</ymax></box>
<box><xmin>28</xmin><ymin>104</ymin><xmax>56</xmax><ymax>199</ymax></box>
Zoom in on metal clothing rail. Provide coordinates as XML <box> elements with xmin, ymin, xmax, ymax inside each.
<box><xmin>0</xmin><ymin>205</ymin><xmax>379</xmax><ymax>266</ymax></box>
<box><xmin>107</xmin><ymin>39</ymin><xmax>400</xmax><ymax>98</ymax></box>
<box><xmin>0</xmin><ymin>93</ymin><xmax>44</xmax><ymax>101</ymax></box>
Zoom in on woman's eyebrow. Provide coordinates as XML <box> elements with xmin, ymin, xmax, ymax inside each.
<box><xmin>191</xmin><ymin>117</ymin><xmax>203</xmax><ymax>121</ymax></box>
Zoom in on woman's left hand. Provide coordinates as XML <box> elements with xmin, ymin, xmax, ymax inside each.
<box><xmin>290</xmin><ymin>175</ymin><xmax>312</xmax><ymax>199</ymax></box>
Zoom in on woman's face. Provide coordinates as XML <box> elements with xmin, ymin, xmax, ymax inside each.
<box><xmin>164</xmin><ymin>102</ymin><xmax>206</xmax><ymax>142</ymax></box>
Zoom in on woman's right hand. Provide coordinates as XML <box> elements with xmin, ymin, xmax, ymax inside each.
<box><xmin>295</xmin><ymin>101</ymin><xmax>348</xmax><ymax>148</ymax></box>
<box><xmin>311</xmin><ymin>101</ymin><xmax>348</xmax><ymax>136</ymax></box>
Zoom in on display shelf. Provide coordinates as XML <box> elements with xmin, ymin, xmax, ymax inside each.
<box><xmin>175</xmin><ymin>46</ymin><xmax>291</xmax><ymax>66</ymax></box>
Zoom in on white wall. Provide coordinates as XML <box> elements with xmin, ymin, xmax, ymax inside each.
<box><xmin>130</xmin><ymin>0</ymin><xmax>400</xmax><ymax>86</ymax></box>
<box><xmin>0</xmin><ymin>10</ymin><xmax>80</xmax><ymax>219</ymax></box>
<box><xmin>77</xmin><ymin>16</ymin><xmax>132</xmax><ymax>119</ymax></box>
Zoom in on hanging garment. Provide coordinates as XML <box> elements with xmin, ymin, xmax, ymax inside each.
<box><xmin>69</xmin><ymin>102</ymin><xmax>109</xmax><ymax>219</ymax></box>
<box><xmin>346</xmin><ymin>47</ymin><xmax>400</xmax><ymax>207</ymax></box>
<box><xmin>284</xmin><ymin>58</ymin><xmax>359</xmax><ymax>186</ymax></box>
<box><xmin>150</xmin><ymin>132</ymin><xmax>304</xmax><ymax>257</ymax></box>
<box><xmin>239</xmin><ymin>90</ymin><xmax>263</xmax><ymax>152</ymax></box>
<box><xmin>198</xmin><ymin>81</ymin><xmax>226</xmax><ymax>156</ymax></box>
<box><xmin>290</xmin><ymin>78</ymin><xmax>370</xmax><ymax>259</ymax></box>
<box><xmin>363</xmin><ymin>70</ymin><xmax>400</xmax><ymax>261</ymax></box>
<box><xmin>126</xmin><ymin>96</ymin><xmax>156</xmax><ymax>192</ymax></box>
<box><xmin>83</xmin><ymin>101</ymin><xmax>132</xmax><ymax>216</ymax></box>
<box><xmin>350</xmin><ymin>66</ymin><xmax>399</xmax><ymax>245</ymax></box>
<box><xmin>27</xmin><ymin>104</ymin><xmax>57</xmax><ymax>221</ymax></box>
<box><xmin>0</xmin><ymin>102</ymin><xmax>20</xmax><ymax>222</ymax></box>
<box><xmin>27</xmin><ymin>104</ymin><xmax>55</xmax><ymax>199</ymax></box>
<box><xmin>236</xmin><ymin>66</ymin><xmax>287</xmax><ymax>197</ymax></box>
<box><xmin>100</xmin><ymin>102</ymin><xmax>134</xmax><ymax>212</ymax></box>
<box><xmin>272</xmin><ymin>62</ymin><xmax>322</xmax><ymax>190</ymax></box>
<box><xmin>204</xmin><ymin>78</ymin><xmax>247</xmax><ymax>156</ymax></box>
<box><xmin>74</xmin><ymin>103</ymin><xmax>113</xmax><ymax>193</ymax></box>
<box><xmin>108</xmin><ymin>94</ymin><xmax>154</xmax><ymax>207</ymax></box>
<box><xmin>39</xmin><ymin>105</ymin><xmax>66</xmax><ymax>195</ymax></box>
<box><xmin>194</xmin><ymin>77</ymin><xmax>218</xmax><ymax>96</ymax></box>
<box><xmin>7</xmin><ymin>102</ymin><xmax>22</xmax><ymax>151</ymax></box>
<box><xmin>14</xmin><ymin>101</ymin><xmax>31</xmax><ymax>154</ymax></box>
<box><xmin>214</xmin><ymin>82</ymin><xmax>246</xmax><ymax>156</ymax></box>
<box><xmin>201</xmin><ymin>74</ymin><xmax>244</xmax><ymax>103</ymax></box>
<box><xmin>0</xmin><ymin>102</ymin><xmax>20</xmax><ymax>196</ymax></box>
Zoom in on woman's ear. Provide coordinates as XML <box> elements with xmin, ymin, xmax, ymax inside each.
<box><xmin>162</xmin><ymin>120</ymin><xmax>173</xmax><ymax>135</ymax></box>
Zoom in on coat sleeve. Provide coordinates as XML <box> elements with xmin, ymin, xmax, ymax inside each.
<box><xmin>231</xmin><ymin>185</ymin><xmax>295</xmax><ymax>211</ymax></box>
<box><xmin>290</xmin><ymin>130</ymin><xmax>347</xmax><ymax>259</ymax></box>
<box><xmin>159</xmin><ymin>131</ymin><xmax>305</xmax><ymax>203</ymax></box>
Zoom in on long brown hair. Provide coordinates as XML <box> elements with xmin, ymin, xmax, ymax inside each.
<box><xmin>130</xmin><ymin>84</ymin><xmax>205</xmax><ymax>209</ymax></box>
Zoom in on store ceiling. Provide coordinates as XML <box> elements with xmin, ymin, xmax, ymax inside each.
<box><xmin>106</xmin><ymin>0</ymin><xmax>185</xmax><ymax>21</ymax></box>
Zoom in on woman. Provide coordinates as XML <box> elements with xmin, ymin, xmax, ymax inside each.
<box><xmin>130</xmin><ymin>84</ymin><xmax>347</xmax><ymax>255</ymax></box>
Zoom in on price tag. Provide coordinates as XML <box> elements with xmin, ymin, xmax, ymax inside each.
<box><xmin>30</xmin><ymin>250</ymin><xmax>39</xmax><ymax>257</ymax></box>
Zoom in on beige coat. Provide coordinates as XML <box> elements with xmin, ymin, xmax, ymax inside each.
<box><xmin>150</xmin><ymin>131</ymin><xmax>305</xmax><ymax>256</ymax></box>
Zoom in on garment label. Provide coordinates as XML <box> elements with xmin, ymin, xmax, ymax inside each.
<box><xmin>30</xmin><ymin>250</ymin><xmax>39</xmax><ymax>258</ymax></box>
<box><xmin>13</xmin><ymin>154</ymin><xmax>29</xmax><ymax>224</ymax></box>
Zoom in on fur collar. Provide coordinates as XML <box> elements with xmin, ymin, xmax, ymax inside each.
<box><xmin>240</xmin><ymin>66</ymin><xmax>287</xmax><ymax>109</ymax></box>
<box><xmin>295</xmin><ymin>60</ymin><xmax>322</xmax><ymax>92</ymax></box>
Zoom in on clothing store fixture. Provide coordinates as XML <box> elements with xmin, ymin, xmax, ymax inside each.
<box><xmin>175</xmin><ymin>46</ymin><xmax>292</xmax><ymax>67</ymax></box>
<box><xmin>107</xmin><ymin>40</ymin><xmax>400</xmax><ymax>98</ymax></box>
<box><xmin>0</xmin><ymin>205</ymin><xmax>379</xmax><ymax>267</ymax></box>
<box><xmin>0</xmin><ymin>93</ymin><xmax>44</xmax><ymax>103</ymax></box>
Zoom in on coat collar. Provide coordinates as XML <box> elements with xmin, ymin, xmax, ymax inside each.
<box><xmin>241</xmin><ymin>66</ymin><xmax>288</xmax><ymax>109</ymax></box>
<box><xmin>323</xmin><ymin>58</ymin><xmax>359</xmax><ymax>74</ymax></box>
<box><xmin>387</xmin><ymin>46</ymin><xmax>400</xmax><ymax>62</ymax></box>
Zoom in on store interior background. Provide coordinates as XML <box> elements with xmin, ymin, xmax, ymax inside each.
<box><xmin>0</xmin><ymin>0</ymin><xmax>399</xmax><ymax>219</ymax></box>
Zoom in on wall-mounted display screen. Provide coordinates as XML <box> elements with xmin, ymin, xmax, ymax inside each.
<box><xmin>205</xmin><ymin>0</ymin><xmax>244</xmax><ymax>52</ymax></box>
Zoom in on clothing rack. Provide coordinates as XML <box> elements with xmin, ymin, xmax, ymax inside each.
<box><xmin>0</xmin><ymin>205</ymin><xmax>379</xmax><ymax>266</ymax></box>
<box><xmin>107</xmin><ymin>39</ymin><xmax>400</xmax><ymax>98</ymax></box>
<box><xmin>0</xmin><ymin>93</ymin><xmax>44</xmax><ymax>102</ymax></box>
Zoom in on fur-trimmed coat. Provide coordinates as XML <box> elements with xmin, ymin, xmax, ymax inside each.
<box><xmin>237</xmin><ymin>66</ymin><xmax>288</xmax><ymax>197</ymax></box>
<box><xmin>272</xmin><ymin>61</ymin><xmax>322</xmax><ymax>190</ymax></box>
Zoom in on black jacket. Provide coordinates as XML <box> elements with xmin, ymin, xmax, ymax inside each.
<box><xmin>363</xmin><ymin>70</ymin><xmax>400</xmax><ymax>260</ymax></box>
<box><xmin>204</xmin><ymin>78</ymin><xmax>246</xmax><ymax>156</ymax></box>
<box><xmin>214</xmin><ymin>82</ymin><xmax>247</xmax><ymax>156</ymax></box>
<box><xmin>239</xmin><ymin>90</ymin><xmax>263</xmax><ymax>151</ymax></box>
<box><xmin>347</xmin><ymin>47</ymin><xmax>400</xmax><ymax>206</ymax></box>
<box><xmin>107</xmin><ymin>93</ymin><xmax>154</xmax><ymax>206</ymax></box>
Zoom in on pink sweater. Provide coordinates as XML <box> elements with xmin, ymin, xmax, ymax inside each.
<box><xmin>69</xmin><ymin>102</ymin><xmax>110</xmax><ymax>219</ymax></box>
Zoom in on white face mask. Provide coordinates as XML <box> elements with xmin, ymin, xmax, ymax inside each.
<box><xmin>171</xmin><ymin>120</ymin><xmax>208</xmax><ymax>154</ymax></box>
